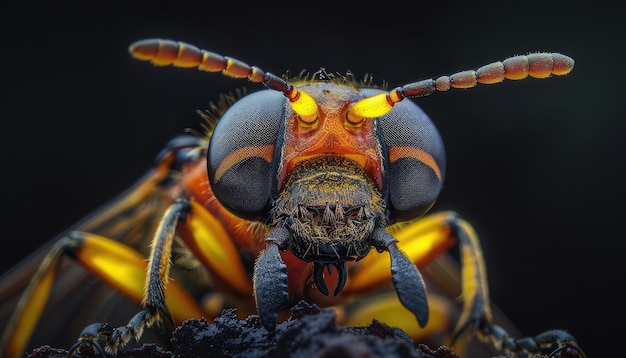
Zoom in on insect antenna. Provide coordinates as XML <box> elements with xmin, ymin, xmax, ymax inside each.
<box><xmin>129</xmin><ymin>39</ymin><xmax>319</xmax><ymax>123</ymax></box>
<box><xmin>346</xmin><ymin>52</ymin><xmax>575</xmax><ymax>123</ymax></box>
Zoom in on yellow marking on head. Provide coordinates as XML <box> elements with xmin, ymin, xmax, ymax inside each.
<box><xmin>348</xmin><ymin>92</ymin><xmax>395</xmax><ymax>119</ymax></box>
<box><xmin>288</xmin><ymin>89</ymin><xmax>319</xmax><ymax>124</ymax></box>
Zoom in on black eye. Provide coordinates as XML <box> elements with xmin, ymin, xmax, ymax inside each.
<box><xmin>207</xmin><ymin>90</ymin><xmax>285</xmax><ymax>221</ymax></box>
<box><xmin>360</xmin><ymin>89</ymin><xmax>446</xmax><ymax>222</ymax></box>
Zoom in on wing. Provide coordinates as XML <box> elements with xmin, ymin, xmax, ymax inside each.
<box><xmin>0</xmin><ymin>135</ymin><xmax>209</xmax><ymax>355</ymax></box>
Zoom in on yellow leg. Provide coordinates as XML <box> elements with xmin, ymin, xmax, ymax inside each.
<box><xmin>450</xmin><ymin>218</ymin><xmax>491</xmax><ymax>343</ymax></box>
<box><xmin>0</xmin><ymin>229</ymin><xmax>203</xmax><ymax>358</ymax></box>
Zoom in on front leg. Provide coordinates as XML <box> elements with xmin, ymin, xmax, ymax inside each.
<box><xmin>370</xmin><ymin>227</ymin><xmax>429</xmax><ymax>328</ymax></box>
<box><xmin>253</xmin><ymin>227</ymin><xmax>290</xmax><ymax>332</ymax></box>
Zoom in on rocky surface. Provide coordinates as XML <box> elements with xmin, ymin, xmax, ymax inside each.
<box><xmin>27</xmin><ymin>301</ymin><xmax>459</xmax><ymax>358</ymax></box>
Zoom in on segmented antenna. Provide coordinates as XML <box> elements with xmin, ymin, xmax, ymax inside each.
<box><xmin>347</xmin><ymin>52</ymin><xmax>575</xmax><ymax>121</ymax></box>
<box><xmin>129</xmin><ymin>39</ymin><xmax>318</xmax><ymax>122</ymax></box>
<box><xmin>129</xmin><ymin>39</ymin><xmax>575</xmax><ymax>124</ymax></box>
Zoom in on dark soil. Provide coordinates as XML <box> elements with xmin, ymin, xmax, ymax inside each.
<box><xmin>26</xmin><ymin>301</ymin><xmax>460</xmax><ymax>358</ymax></box>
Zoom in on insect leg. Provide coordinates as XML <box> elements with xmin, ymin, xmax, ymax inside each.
<box><xmin>1</xmin><ymin>228</ymin><xmax>204</xmax><ymax>357</ymax></box>
<box><xmin>443</xmin><ymin>215</ymin><xmax>586</xmax><ymax>357</ymax></box>
<box><xmin>253</xmin><ymin>227</ymin><xmax>290</xmax><ymax>332</ymax></box>
<box><xmin>447</xmin><ymin>215</ymin><xmax>492</xmax><ymax>344</ymax></box>
<box><xmin>70</xmin><ymin>199</ymin><xmax>195</xmax><ymax>354</ymax></box>
<box><xmin>336</xmin><ymin>212</ymin><xmax>462</xmax><ymax>340</ymax></box>
<box><xmin>347</xmin><ymin>212</ymin><xmax>457</xmax><ymax>293</ymax></box>
<box><xmin>370</xmin><ymin>227</ymin><xmax>429</xmax><ymax>328</ymax></box>
<box><xmin>479</xmin><ymin>324</ymin><xmax>587</xmax><ymax>357</ymax></box>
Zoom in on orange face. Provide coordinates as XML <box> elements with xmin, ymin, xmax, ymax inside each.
<box><xmin>277</xmin><ymin>83</ymin><xmax>385</xmax><ymax>192</ymax></box>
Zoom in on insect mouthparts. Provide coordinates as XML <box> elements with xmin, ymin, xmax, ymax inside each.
<box><xmin>313</xmin><ymin>261</ymin><xmax>348</xmax><ymax>296</ymax></box>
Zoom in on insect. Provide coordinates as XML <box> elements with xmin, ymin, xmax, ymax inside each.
<box><xmin>0</xmin><ymin>39</ymin><xmax>584</xmax><ymax>357</ymax></box>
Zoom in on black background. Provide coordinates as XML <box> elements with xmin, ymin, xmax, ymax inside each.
<box><xmin>3</xmin><ymin>2</ymin><xmax>623</xmax><ymax>356</ymax></box>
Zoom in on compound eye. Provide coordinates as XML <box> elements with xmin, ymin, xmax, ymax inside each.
<box><xmin>207</xmin><ymin>90</ymin><xmax>284</xmax><ymax>220</ymax></box>
<box><xmin>360</xmin><ymin>89</ymin><xmax>446</xmax><ymax>222</ymax></box>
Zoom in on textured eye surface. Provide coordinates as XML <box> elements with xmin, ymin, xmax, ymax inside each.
<box><xmin>207</xmin><ymin>90</ymin><xmax>285</xmax><ymax>220</ymax></box>
<box><xmin>360</xmin><ymin>89</ymin><xmax>446</xmax><ymax>222</ymax></box>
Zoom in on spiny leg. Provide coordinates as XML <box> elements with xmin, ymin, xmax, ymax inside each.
<box><xmin>445</xmin><ymin>214</ymin><xmax>586</xmax><ymax>357</ymax></box>
<box><xmin>73</xmin><ymin>199</ymin><xmax>191</xmax><ymax>355</ymax></box>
